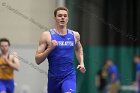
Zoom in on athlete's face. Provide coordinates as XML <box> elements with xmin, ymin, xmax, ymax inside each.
<box><xmin>0</xmin><ymin>41</ymin><xmax>10</xmax><ymax>53</ymax></box>
<box><xmin>55</xmin><ymin>10</ymin><xmax>68</xmax><ymax>27</ymax></box>
<box><xmin>106</xmin><ymin>60</ymin><xmax>112</xmax><ymax>67</ymax></box>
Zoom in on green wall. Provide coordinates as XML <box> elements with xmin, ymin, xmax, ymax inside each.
<box><xmin>75</xmin><ymin>46</ymin><xmax>140</xmax><ymax>93</ymax></box>
<box><xmin>66</xmin><ymin>1</ymin><xmax>140</xmax><ymax>92</ymax></box>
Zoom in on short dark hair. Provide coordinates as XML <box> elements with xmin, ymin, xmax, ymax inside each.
<box><xmin>54</xmin><ymin>7</ymin><xmax>68</xmax><ymax>17</ymax></box>
<box><xmin>0</xmin><ymin>38</ymin><xmax>11</xmax><ymax>46</ymax></box>
<box><xmin>106</xmin><ymin>58</ymin><xmax>112</xmax><ymax>62</ymax></box>
<box><xmin>134</xmin><ymin>55</ymin><xmax>140</xmax><ymax>59</ymax></box>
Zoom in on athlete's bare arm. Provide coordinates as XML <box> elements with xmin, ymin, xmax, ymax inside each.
<box><xmin>74</xmin><ymin>31</ymin><xmax>86</xmax><ymax>73</ymax></box>
<box><xmin>35</xmin><ymin>31</ymin><xmax>58</xmax><ymax>65</ymax></box>
<box><xmin>4</xmin><ymin>52</ymin><xmax>20</xmax><ymax>71</ymax></box>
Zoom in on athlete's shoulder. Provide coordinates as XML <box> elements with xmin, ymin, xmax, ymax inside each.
<box><xmin>68</xmin><ymin>29</ymin><xmax>80</xmax><ymax>36</ymax></box>
<box><xmin>39</xmin><ymin>31</ymin><xmax>51</xmax><ymax>43</ymax></box>
<box><xmin>9</xmin><ymin>52</ymin><xmax>18</xmax><ymax>59</ymax></box>
<box><xmin>42</xmin><ymin>31</ymin><xmax>50</xmax><ymax>36</ymax></box>
<box><xmin>73</xmin><ymin>31</ymin><xmax>80</xmax><ymax>36</ymax></box>
<box><xmin>11</xmin><ymin>52</ymin><xmax>18</xmax><ymax>56</ymax></box>
<box><xmin>69</xmin><ymin>30</ymin><xmax>80</xmax><ymax>43</ymax></box>
<box><xmin>41</xmin><ymin>31</ymin><xmax>51</xmax><ymax>39</ymax></box>
<box><xmin>73</xmin><ymin>31</ymin><xmax>80</xmax><ymax>40</ymax></box>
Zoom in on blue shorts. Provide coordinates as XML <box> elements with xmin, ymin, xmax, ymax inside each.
<box><xmin>0</xmin><ymin>79</ymin><xmax>14</xmax><ymax>93</ymax></box>
<box><xmin>48</xmin><ymin>74</ymin><xmax>76</xmax><ymax>93</ymax></box>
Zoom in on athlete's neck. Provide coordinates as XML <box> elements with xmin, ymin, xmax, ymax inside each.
<box><xmin>1</xmin><ymin>51</ymin><xmax>9</xmax><ymax>56</ymax></box>
<box><xmin>55</xmin><ymin>25</ymin><xmax>67</xmax><ymax>35</ymax></box>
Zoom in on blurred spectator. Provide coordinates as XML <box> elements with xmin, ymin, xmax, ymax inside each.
<box><xmin>96</xmin><ymin>62</ymin><xmax>108</xmax><ymax>93</ymax></box>
<box><xmin>106</xmin><ymin>59</ymin><xmax>120</xmax><ymax>93</ymax></box>
<box><xmin>134</xmin><ymin>55</ymin><xmax>140</xmax><ymax>93</ymax></box>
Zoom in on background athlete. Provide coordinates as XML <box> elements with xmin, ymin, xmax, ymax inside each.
<box><xmin>35</xmin><ymin>7</ymin><xmax>86</xmax><ymax>93</ymax></box>
<box><xmin>0</xmin><ymin>38</ymin><xmax>20</xmax><ymax>93</ymax></box>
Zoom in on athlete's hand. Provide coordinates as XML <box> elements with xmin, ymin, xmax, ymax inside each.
<box><xmin>48</xmin><ymin>40</ymin><xmax>58</xmax><ymax>50</ymax></box>
<box><xmin>77</xmin><ymin>64</ymin><xmax>86</xmax><ymax>74</ymax></box>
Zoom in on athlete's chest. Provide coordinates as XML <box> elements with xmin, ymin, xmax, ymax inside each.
<box><xmin>0</xmin><ymin>55</ymin><xmax>13</xmax><ymax>67</ymax></box>
<box><xmin>52</xmin><ymin>34</ymin><xmax>75</xmax><ymax>47</ymax></box>
<box><xmin>0</xmin><ymin>58</ymin><xmax>10</xmax><ymax>70</ymax></box>
<box><xmin>0</xmin><ymin>58</ymin><xmax>7</xmax><ymax>65</ymax></box>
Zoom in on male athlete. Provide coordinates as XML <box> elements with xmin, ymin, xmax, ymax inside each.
<box><xmin>35</xmin><ymin>7</ymin><xmax>86</xmax><ymax>93</ymax></box>
<box><xmin>0</xmin><ymin>38</ymin><xmax>20</xmax><ymax>93</ymax></box>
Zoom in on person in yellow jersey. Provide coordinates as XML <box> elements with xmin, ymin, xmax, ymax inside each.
<box><xmin>0</xmin><ymin>38</ymin><xmax>20</xmax><ymax>93</ymax></box>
